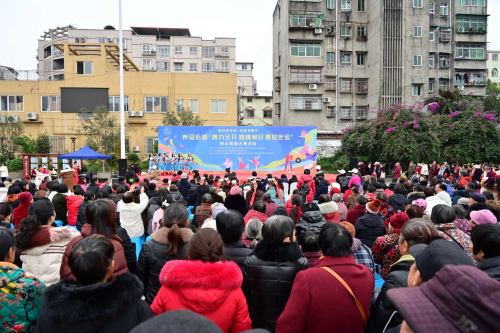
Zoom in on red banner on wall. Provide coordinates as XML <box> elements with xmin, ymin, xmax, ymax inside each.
<box><xmin>23</xmin><ymin>155</ymin><xmax>30</xmax><ymax>178</ymax></box>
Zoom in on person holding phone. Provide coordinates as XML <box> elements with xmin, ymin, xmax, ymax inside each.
<box><xmin>117</xmin><ymin>185</ymin><xmax>149</xmax><ymax>238</ymax></box>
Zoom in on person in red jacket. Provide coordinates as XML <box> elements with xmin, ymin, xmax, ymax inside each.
<box><xmin>297</xmin><ymin>169</ymin><xmax>316</xmax><ymax>203</ymax></box>
<box><xmin>393</xmin><ymin>162</ymin><xmax>402</xmax><ymax>179</ymax></box>
<box><xmin>12</xmin><ymin>192</ymin><xmax>33</xmax><ymax>229</ymax></box>
<box><xmin>243</xmin><ymin>201</ymin><xmax>269</xmax><ymax>225</ymax></box>
<box><xmin>151</xmin><ymin>228</ymin><xmax>252</xmax><ymax>333</ymax></box>
<box><xmin>66</xmin><ymin>187</ymin><xmax>84</xmax><ymax>226</ymax></box>
<box><xmin>276</xmin><ymin>223</ymin><xmax>374</xmax><ymax>333</ymax></box>
<box><xmin>345</xmin><ymin>195</ymin><xmax>368</xmax><ymax>224</ymax></box>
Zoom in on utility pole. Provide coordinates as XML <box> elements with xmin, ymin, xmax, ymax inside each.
<box><xmin>237</xmin><ymin>86</ymin><xmax>242</xmax><ymax>126</ymax></box>
<box><xmin>118</xmin><ymin>0</ymin><xmax>126</xmax><ymax>176</ymax></box>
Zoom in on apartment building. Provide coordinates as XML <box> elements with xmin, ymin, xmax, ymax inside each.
<box><xmin>38</xmin><ymin>26</ymin><xmax>236</xmax><ymax>81</ymax></box>
<box><xmin>487</xmin><ymin>50</ymin><xmax>500</xmax><ymax>83</ymax></box>
<box><xmin>273</xmin><ymin>0</ymin><xmax>488</xmax><ymax>131</ymax></box>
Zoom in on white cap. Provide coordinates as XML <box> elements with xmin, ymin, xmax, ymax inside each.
<box><xmin>316</xmin><ymin>165</ymin><xmax>321</xmax><ymax>171</ymax></box>
<box><xmin>337</xmin><ymin>169</ymin><xmax>346</xmax><ymax>174</ymax></box>
<box><xmin>375</xmin><ymin>162</ymin><xmax>380</xmax><ymax>165</ymax></box>
<box><xmin>348</xmin><ymin>168</ymin><xmax>359</xmax><ymax>174</ymax></box>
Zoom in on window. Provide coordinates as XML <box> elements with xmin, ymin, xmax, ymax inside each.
<box><xmin>220</xmin><ymin>61</ymin><xmax>230</xmax><ymax>72</ymax></box>
<box><xmin>142</xmin><ymin>59</ymin><xmax>152</xmax><ymax>70</ymax></box>
<box><xmin>327</xmin><ymin>0</ymin><xmax>335</xmax><ymax>9</ymax></box>
<box><xmin>430</xmin><ymin>3</ymin><xmax>435</xmax><ymax>14</ymax></box>
<box><xmin>357</xmin><ymin>26</ymin><xmax>367</xmax><ymax>37</ymax></box>
<box><xmin>414</xmin><ymin>26</ymin><xmax>422</xmax><ymax>37</ymax></box>
<box><xmin>108</xmin><ymin>96</ymin><xmax>129</xmax><ymax>112</ymax></box>
<box><xmin>341</xmin><ymin>53</ymin><xmax>352</xmax><ymax>66</ymax></box>
<box><xmin>190</xmin><ymin>63</ymin><xmax>198</xmax><ymax>72</ymax></box>
<box><xmin>341</xmin><ymin>78</ymin><xmax>353</xmax><ymax>92</ymax></box>
<box><xmin>455</xmin><ymin>44</ymin><xmax>484</xmax><ymax>59</ymax></box>
<box><xmin>429</xmin><ymin>80</ymin><xmax>434</xmax><ymax>91</ymax></box>
<box><xmin>145</xmin><ymin>97</ymin><xmax>169</xmax><ymax>113</ymax></box>
<box><xmin>49</xmin><ymin>137</ymin><xmax>65</xmax><ymax>154</ymax></box>
<box><xmin>290</xmin><ymin>42</ymin><xmax>321</xmax><ymax>57</ymax></box>
<box><xmin>189</xmin><ymin>99</ymin><xmax>198</xmax><ymax>113</ymax></box>
<box><xmin>429</xmin><ymin>54</ymin><xmax>435</xmax><ymax>67</ymax></box>
<box><xmin>236</xmin><ymin>63</ymin><xmax>252</xmax><ymax>70</ymax></box>
<box><xmin>439</xmin><ymin>80</ymin><xmax>449</xmax><ymax>90</ymax></box>
<box><xmin>413</xmin><ymin>0</ymin><xmax>422</xmax><ymax>8</ymax></box>
<box><xmin>356</xmin><ymin>79</ymin><xmax>368</xmax><ymax>93</ymax></box>
<box><xmin>115</xmin><ymin>38</ymin><xmax>126</xmax><ymax>49</ymax></box>
<box><xmin>429</xmin><ymin>30</ymin><xmax>435</xmax><ymax>41</ymax></box>
<box><xmin>175</xmin><ymin>99</ymin><xmax>185</xmax><ymax>111</ymax></box>
<box><xmin>76</xmin><ymin>61</ymin><xmax>93</xmax><ymax>75</ymax></box>
<box><xmin>157</xmin><ymin>46</ymin><xmax>170</xmax><ymax>58</ymax></box>
<box><xmin>456</xmin><ymin>17</ymin><xmax>487</xmax><ymax>32</ymax></box>
<box><xmin>247</xmin><ymin>98</ymin><xmax>253</xmax><ymax>103</ymax></box>
<box><xmin>289</xmin><ymin>68</ymin><xmax>323</xmax><ymax>83</ymax></box>
<box><xmin>97</xmin><ymin>37</ymin><xmax>106</xmax><ymax>44</ymax></box>
<box><xmin>326</xmin><ymin>106</ymin><xmax>336</xmax><ymax>118</ymax></box>
<box><xmin>440</xmin><ymin>4</ymin><xmax>448</xmax><ymax>16</ymax></box>
<box><xmin>493</xmin><ymin>69</ymin><xmax>498</xmax><ymax>77</ymax></box>
<box><xmin>202</xmin><ymin>46</ymin><xmax>215</xmax><ymax>58</ymax></box>
<box><xmin>265</xmin><ymin>98</ymin><xmax>271</xmax><ymax>103</ymax></box>
<box><xmin>202</xmin><ymin>63</ymin><xmax>215</xmax><ymax>73</ymax></box>
<box><xmin>412</xmin><ymin>84</ymin><xmax>422</xmax><ymax>96</ymax></box>
<box><xmin>175</xmin><ymin>63</ymin><xmax>183</xmax><ymax>72</ymax></box>
<box><xmin>357</xmin><ymin>106</ymin><xmax>368</xmax><ymax>119</ymax></box>
<box><xmin>210</xmin><ymin>100</ymin><xmax>226</xmax><ymax>113</ymax></box>
<box><xmin>74</xmin><ymin>37</ymin><xmax>86</xmax><ymax>43</ymax></box>
<box><xmin>220</xmin><ymin>46</ymin><xmax>229</xmax><ymax>56</ymax></box>
<box><xmin>263</xmin><ymin>108</ymin><xmax>273</xmax><ymax>118</ymax></box>
<box><xmin>358</xmin><ymin>0</ymin><xmax>365</xmax><ymax>12</ymax></box>
<box><xmin>190</xmin><ymin>47</ymin><xmax>197</xmax><ymax>55</ymax></box>
<box><xmin>471</xmin><ymin>0</ymin><xmax>485</xmax><ymax>7</ymax></box>
<box><xmin>41</xmin><ymin>96</ymin><xmax>61</xmax><ymax>112</ymax></box>
<box><xmin>327</xmin><ymin>52</ymin><xmax>335</xmax><ymax>64</ymax></box>
<box><xmin>290</xmin><ymin>96</ymin><xmax>322</xmax><ymax>110</ymax></box>
<box><xmin>457</xmin><ymin>0</ymin><xmax>468</xmax><ymax>5</ymax></box>
<box><xmin>175</xmin><ymin>46</ymin><xmax>182</xmax><ymax>55</ymax></box>
<box><xmin>1</xmin><ymin>96</ymin><xmax>24</xmax><ymax>112</ymax></box>
<box><xmin>341</xmin><ymin>0</ymin><xmax>351</xmax><ymax>10</ymax></box>
<box><xmin>340</xmin><ymin>107</ymin><xmax>352</xmax><ymax>119</ymax></box>
<box><xmin>157</xmin><ymin>62</ymin><xmax>171</xmax><ymax>72</ymax></box>
<box><xmin>413</xmin><ymin>55</ymin><xmax>422</xmax><ymax>66</ymax></box>
<box><xmin>290</xmin><ymin>14</ymin><xmax>323</xmax><ymax>28</ymax></box>
<box><xmin>439</xmin><ymin>55</ymin><xmax>449</xmax><ymax>68</ymax></box>
<box><xmin>245</xmin><ymin>108</ymin><xmax>255</xmax><ymax>118</ymax></box>
<box><xmin>326</xmin><ymin>77</ymin><xmax>336</xmax><ymax>90</ymax></box>
<box><xmin>77</xmin><ymin>112</ymin><xmax>94</xmax><ymax>119</ymax></box>
<box><xmin>357</xmin><ymin>53</ymin><xmax>365</xmax><ymax>66</ymax></box>
<box><xmin>53</xmin><ymin>46</ymin><xmax>62</xmax><ymax>55</ymax></box>
<box><xmin>142</xmin><ymin>44</ymin><xmax>151</xmax><ymax>54</ymax></box>
<box><xmin>494</xmin><ymin>54</ymin><xmax>499</xmax><ymax>61</ymax></box>
<box><xmin>341</xmin><ymin>26</ymin><xmax>352</xmax><ymax>38</ymax></box>
<box><xmin>145</xmin><ymin>138</ymin><xmax>158</xmax><ymax>154</ymax></box>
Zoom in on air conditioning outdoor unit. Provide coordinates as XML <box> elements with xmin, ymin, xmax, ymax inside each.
<box><xmin>324</xmin><ymin>97</ymin><xmax>332</xmax><ymax>103</ymax></box>
<box><xmin>458</xmin><ymin>27</ymin><xmax>465</xmax><ymax>33</ymax></box>
<box><xmin>108</xmin><ymin>38</ymin><xmax>114</xmax><ymax>43</ymax></box>
<box><xmin>309</xmin><ymin>84</ymin><xmax>318</xmax><ymax>90</ymax></box>
<box><xmin>7</xmin><ymin>115</ymin><xmax>19</xmax><ymax>123</ymax></box>
<box><xmin>151</xmin><ymin>49</ymin><xmax>156</xmax><ymax>54</ymax></box>
<box><xmin>314</xmin><ymin>28</ymin><xmax>323</xmax><ymax>34</ymax></box>
<box><xmin>132</xmin><ymin>146</ymin><xmax>140</xmax><ymax>152</ymax></box>
<box><xmin>135</xmin><ymin>111</ymin><xmax>144</xmax><ymax>117</ymax></box>
<box><xmin>0</xmin><ymin>116</ymin><xmax>5</xmax><ymax>123</ymax></box>
<box><xmin>127</xmin><ymin>111</ymin><xmax>135</xmax><ymax>117</ymax></box>
<box><xmin>27</xmin><ymin>112</ymin><xmax>38</xmax><ymax>120</ymax></box>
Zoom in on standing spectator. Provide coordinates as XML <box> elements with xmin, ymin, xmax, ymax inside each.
<box><xmin>151</xmin><ymin>229</ymin><xmax>252</xmax><ymax>333</ymax></box>
<box><xmin>137</xmin><ymin>203</ymin><xmax>193</xmax><ymax>304</ymax></box>
<box><xmin>208</xmin><ymin>186</ymin><xmax>223</xmax><ymax>204</ymax></box>
<box><xmin>66</xmin><ymin>187</ymin><xmax>84</xmax><ymax>227</ymax></box>
<box><xmin>317</xmin><ymin>194</ymin><xmax>340</xmax><ymax>223</ymax></box>
<box><xmin>346</xmin><ymin>186</ymin><xmax>360</xmax><ymax>210</ymax></box>
<box><xmin>224</xmin><ymin>186</ymin><xmax>248</xmax><ymax>216</ymax></box>
<box><xmin>52</xmin><ymin>183</ymin><xmax>69</xmax><ymax>225</ymax></box>
<box><xmin>193</xmin><ymin>178</ymin><xmax>210</xmax><ymax>211</ymax></box>
<box><xmin>262</xmin><ymin>193</ymin><xmax>279</xmax><ymax>217</ymax></box>
<box><xmin>345</xmin><ymin>195</ymin><xmax>367</xmax><ymax>224</ymax></box>
<box><xmin>0</xmin><ymin>163</ymin><xmax>8</xmax><ymax>182</ymax></box>
<box><xmin>424</xmin><ymin>186</ymin><xmax>447</xmax><ymax>215</ymax></box>
<box><xmin>0</xmin><ymin>183</ymin><xmax>7</xmax><ymax>203</ymax></box>
<box><xmin>297</xmin><ymin>169</ymin><xmax>316</xmax><ymax>203</ymax></box>
<box><xmin>177</xmin><ymin>173</ymin><xmax>191</xmax><ymax>201</ymax></box>
<box><xmin>332</xmin><ymin>193</ymin><xmax>348</xmax><ymax>221</ymax></box>
<box><xmin>267</xmin><ymin>179</ymin><xmax>285</xmax><ymax>207</ymax></box>
<box><xmin>169</xmin><ymin>185</ymin><xmax>185</xmax><ymax>205</ymax></box>
<box><xmin>17</xmin><ymin>200</ymin><xmax>80</xmax><ymax>286</ymax></box>
<box><xmin>59</xmin><ymin>168</ymin><xmax>75</xmax><ymax>193</ymax></box>
<box><xmin>12</xmin><ymin>192</ymin><xmax>33</xmax><ymax>229</ymax></box>
<box><xmin>35</xmin><ymin>235</ymin><xmax>153</xmax><ymax>332</ymax></box>
<box><xmin>276</xmin><ymin>223</ymin><xmax>374</xmax><ymax>333</ymax></box>
<box><xmin>471</xmin><ymin>223</ymin><xmax>500</xmax><ymax>281</ymax></box>
<box><xmin>0</xmin><ymin>228</ymin><xmax>45</xmax><ymax>332</ymax></box>
<box><xmin>194</xmin><ymin>194</ymin><xmax>213</xmax><ymax>228</ymax></box>
<box><xmin>245</xmin><ymin>181</ymin><xmax>264</xmax><ymax>208</ymax></box>
<box><xmin>393</xmin><ymin>162</ymin><xmax>402</xmax><ymax>178</ymax></box>
<box><xmin>298</xmin><ymin>231</ymin><xmax>321</xmax><ymax>268</ymax></box>
<box><xmin>117</xmin><ymin>176</ymin><xmax>130</xmax><ymax>191</ymax></box>
<box><xmin>117</xmin><ymin>187</ymin><xmax>149</xmax><ymax>238</ymax></box>
<box><xmin>244</xmin><ymin>216</ymin><xmax>308</xmax><ymax>331</ymax></box>
<box><xmin>355</xmin><ymin>199</ymin><xmax>386</xmax><ymax>248</ymax></box>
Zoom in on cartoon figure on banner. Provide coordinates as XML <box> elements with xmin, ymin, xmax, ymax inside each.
<box><xmin>248</xmin><ymin>155</ymin><xmax>261</xmax><ymax>171</ymax></box>
<box><xmin>284</xmin><ymin>152</ymin><xmax>294</xmax><ymax>172</ymax></box>
<box><xmin>238</xmin><ymin>156</ymin><xmax>248</xmax><ymax>171</ymax></box>
<box><xmin>223</xmin><ymin>156</ymin><xmax>233</xmax><ymax>169</ymax></box>
<box><xmin>305</xmin><ymin>146</ymin><xmax>317</xmax><ymax>162</ymax></box>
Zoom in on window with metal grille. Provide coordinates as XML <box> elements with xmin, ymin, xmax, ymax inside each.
<box><xmin>220</xmin><ymin>46</ymin><xmax>229</xmax><ymax>56</ymax></box>
<box><xmin>340</xmin><ymin>78</ymin><xmax>353</xmax><ymax>93</ymax></box>
<box><xmin>290</xmin><ymin>96</ymin><xmax>323</xmax><ymax>111</ymax></box>
<box><xmin>175</xmin><ymin>46</ymin><xmax>182</xmax><ymax>55</ymax></box>
<box><xmin>326</xmin><ymin>106</ymin><xmax>336</xmax><ymax>118</ymax></box>
<box><xmin>142</xmin><ymin>44</ymin><xmax>151</xmax><ymax>54</ymax></box>
<box><xmin>357</xmin><ymin>79</ymin><xmax>368</xmax><ymax>93</ymax></box>
<box><xmin>175</xmin><ymin>63</ymin><xmax>183</xmax><ymax>72</ymax></box>
<box><xmin>290</xmin><ymin>68</ymin><xmax>324</xmax><ymax>83</ymax></box>
<box><xmin>220</xmin><ymin>61</ymin><xmax>230</xmax><ymax>72</ymax></box>
<box><xmin>357</xmin><ymin>106</ymin><xmax>368</xmax><ymax>119</ymax></box>
<box><xmin>290</xmin><ymin>42</ymin><xmax>321</xmax><ymax>57</ymax></box>
<box><xmin>145</xmin><ymin>138</ymin><xmax>158</xmax><ymax>154</ymax></box>
<box><xmin>157</xmin><ymin>62</ymin><xmax>171</xmax><ymax>72</ymax></box>
<box><xmin>455</xmin><ymin>44</ymin><xmax>484</xmax><ymax>59</ymax></box>
<box><xmin>325</xmin><ymin>77</ymin><xmax>336</xmax><ymax>90</ymax></box>
<box><xmin>340</xmin><ymin>107</ymin><xmax>351</xmax><ymax>119</ymax></box>
<box><xmin>142</xmin><ymin>60</ymin><xmax>152</xmax><ymax>70</ymax></box>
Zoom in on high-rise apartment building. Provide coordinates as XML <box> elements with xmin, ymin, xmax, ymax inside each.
<box><xmin>273</xmin><ymin>0</ymin><xmax>488</xmax><ymax>131</ymax></box>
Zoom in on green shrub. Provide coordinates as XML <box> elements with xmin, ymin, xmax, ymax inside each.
<box><xmin>128</xmin><ymin>153</ymin><xmax>139</xmax><ymax>163</ymax></box>
<box><xmin>8</xmin><ymin>158</ymin><xmax>23</xmax><ymax>172</ymax></box>
<box><xmin>139</xmin><ymin>160</ymin><xmax>149</xmax><ymax>171</ymax></box>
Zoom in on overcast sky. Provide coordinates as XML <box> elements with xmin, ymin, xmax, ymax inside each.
<box><xmin>0</xmin><ymin>0</ymin><xmax>499</xmax><ymax>92</ymax></box>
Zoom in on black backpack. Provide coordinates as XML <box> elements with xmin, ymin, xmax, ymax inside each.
<box><xmin>300</xmin><ymin>181</ymin><xmax>310</xmax><ymax>194</ymax></box>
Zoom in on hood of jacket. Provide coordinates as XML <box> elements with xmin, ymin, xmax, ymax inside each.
<box><xmin>407</xmin><ymin>192</ymin><xmax>425</xmax><ymax>199</ymax></box>
<box><xmin>159</xmin><ymin>260</ymin><xmax>242</xmax><ymax>313</ymax></box>
<box><xmin>300</xmin><ymin>210</ymin><xmax>326</xmax><ymax>224</ymax></box>
<box><xmin>40</xmin><ymin>273</ymin><xmax>143</xmax><ymax>325</ymax></box>
<box><xmin>149</xmin><ymin>197</ymin><xmax>159</xmax><ymax>206</ymax></box>
<box><xmin>318</xmin><ymin>201</ymin><xmax>339</xmax><ymax>214</ymax></box>
<box><xmin>24</xmin><ymin>226</ymin><xmax>80</xmax><ymax>253</ymax></box>
<box><xmin>66</xmin><ymin>195</ymin><xmax>83</xmax><ymax>207</ymax></box>
<box><xmin>150</xmin><ymin>226</ymin><xmax>193</xmax><ymax>244</ymax></box>
<box><xmin>252</xmin><ymin>240</ymin><xmax>304</xmax><ymax>262</ymax></box>
<box><xmin>390</xmin><ymin>193</ymin><xmax>407</xmax><ymax>204</ymax></box>
<box><xmin>211</xmin><ymin>202</ymin><xmax>225</xmax><ymax>210</ymax></box>
<box><xmin>300</xmin><ymin>174</ymin><xmax>314</xmax><ymax>183</ymax></box>
<box><xmin>170</xmin><ymin>191</ymin><xmax>183</xmax><ymax>200</ymax></box>
<box><xmin>179</xmin><ymin>178</ymin><xmax>190</xmax><ymax>185</ymax></box>
<box><xmin>357</xmin><ymin>212</ymin><xmax>383</xmax><ymax>228</ymax></box>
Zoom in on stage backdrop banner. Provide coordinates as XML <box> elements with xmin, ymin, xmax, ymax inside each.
<box><xmin>158</xmin><ymin>126</ymin><xmax>317</xmax><ymax>173</ymax></box>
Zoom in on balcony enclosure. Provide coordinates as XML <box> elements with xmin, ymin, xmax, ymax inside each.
<box><xmin>455</xmin><ymin>71</ymin><xmax>487</xmax><ymax>86</ymax></box>
<box><xmin>290</xmin><ymin>13</ymin><xmax>324</xmax><ymax>29</ymax></box>
<box><xmin>456</xmin><ymin>16</ymin><xmax>487</xmax><ymax>34</ymax></box>
<box><xmin>289</xmin><ymin>67</ymin><xmax>324</xmax><ymax>83</ymax></box>
<box><xmin>290</xmin><ymin>95</ymin><xmax>322</xmax><ymax>111</ymax></box>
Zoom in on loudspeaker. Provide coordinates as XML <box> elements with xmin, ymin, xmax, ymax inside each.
<box><xmin>350</xmin><ymin>158</ymin><xmax>359</xmax><ymax>171</ymax></box>
<box><xmin>118</xmin><ymin>159</ymin><xmax>128</xmax><ymax>177</ymax></box>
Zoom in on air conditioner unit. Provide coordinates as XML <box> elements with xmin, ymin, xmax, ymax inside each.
<box><xmin>0</xmin><ymin>116</ymin><xmax>5</xmax><ymax>123</ymax></box>
<box><xmin>132</xmin><ymin>146</ymin><xmax>140</xmax><ymax>152</ymax></box>
<box><xmin>314</xmin><ymin>28</ymin><xmax>323</xmax><ymax>34</ymax></box>
<box><xmin>27</xmin><ymin>112</ymin><xmax>38</xmax><ymax>120</ymax></box>
<box><xmin>458</xmin><ymin>27</ymin><xmax>465</xmax><ymax>33</ymax></box>
<box><xmin>108</xmin><ymin>38</ymin><xmax>114</xmax><ymax>43</ymax></box>
<box><xmin>7</xmin><ymin>115</ymin><xmax>18</xmax><ymax>123</ymax></box>
<box><xmin>151</xmin><ymin>49</ymin><xmax>156</xmax><ymax>54</ymax></box>
<box><xmin>458</xmin><ymin>86</ymin><xmax>465</xmax><ymax>91</ymax></box>
<box><xmin>135</xmin><ymin>111</ymin><xmax>144</xmax><ymax>117</ymax></box>
<box><xmin>324</xmin><ymin>97</ymin><xmax>332</xmax><ymax>103</ymax></box>
<box><xmin>309</xmin><ymin>84</ymin><xmax>318</xmax><ymax>90</ymax></box>
<box><xmin>127</xmin><ymin>111</ymin><xmax>135</xmax><ymax>116</ymax></box>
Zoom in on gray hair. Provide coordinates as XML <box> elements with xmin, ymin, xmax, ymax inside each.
<box><xmin>181</xmin><ymin>173</ymin><xmax>188</xmax><ymax>179</ymax></box>
<box><xmin>332</xmin><ymin>194</ymin><xmax>343</xmax><ymax>203</ymax></box>
<box><xmin>202</xmin><ymin>193</ymin><xmax>213</xmax><ymax>204</ymax></box>
<box><xmin>460</xmin><ymin>170</ymin><xmax>468</xmax><ymax>177</ymax></box>
<box><xmin>262</xmin><ymin>215</ymin><xmax>295</xmax><ymax>244</ymax></box>
<box><xmin>245</xmin><ymin>219</ymin><xmax>263</xmax><ymax>249</ymax></box>
<box><xmin>376</xmin><ymin>193</ymin><xmax>387</xmax><ymax>201</ymax></box>
<box><xmin>451</xmin><ymin>205</ymin><xmax>466</xmax><ymax>219</ymax></box>
<box><xmin>209</xmin><ymin>186</ymin><xmax>217</xmax><ymax>194</ymax></box>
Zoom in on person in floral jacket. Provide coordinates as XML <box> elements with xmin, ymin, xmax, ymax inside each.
<box><xmin>372</xmin><ymin>212</ymin><xmax>409</xmax><ymax>279</ymax></box>
<box><xmin>0</xmin><ymin>229</ymin><xmax>45</xmax><ymax>333</ymax></box>
<box><xmin>193</xmin><ymin>194</ymin><xmax>213</xmax><ymax>228</ymax></box>
<box><xmin>376</xmin><ymin>193</ymin><xmax>395</xmax><ymax>228</ymax></box>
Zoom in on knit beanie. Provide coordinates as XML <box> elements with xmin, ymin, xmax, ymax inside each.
<box><xmin>18</xmin><ymin>192</ymin><xmax>33</xmax><ymax>205</ymax></box>
<box><xmin>366</xmin><ymin>199</ymin><xmax>382</xmax><ymax>214</ymax></box>
<box><xmin>390</xmin><ymin>212</ymin><xmax>410</xmax><ymax>230</ymax></box>
<box><xmin>412</xmin><ymin>199</ymin><xmax>427</xmax><ymax>211</ymax></box>
<box><xmin>332</xmin><ymin>187</ymin><xmax>341</xmax><ymax>194</ymax></box>
<box><xmin>340</xmin><ymin>221</ymin><xmax>355</xmax><ymax>238</ymax></box>
<box><xmin>230</xmin><ymin>186</ymin><xmax>242</xmax><ymax>195</ymax></box>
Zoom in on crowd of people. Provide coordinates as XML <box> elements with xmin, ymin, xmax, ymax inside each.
<box><xmin>0</xmin><ymin>162</ymin><xmax>500</xmax><ymax>333</ymax></box>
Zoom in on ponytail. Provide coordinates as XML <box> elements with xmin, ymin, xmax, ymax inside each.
<box><xmin>249</xmin><ymin>238</ymin><xmax>259</xmax><ymax>249</ymax></box>
<box><xmin>167</xmin><ymin>223</ymin><xmax>184</xmax><ymax>256</ymax></box>
<box><xmin>16</xmin><ymin>215</ymin><xmax>42</xmax><ymax>250</ymax></box>
<box><xmin>290</xmin><ymin>207</ymin><xmax>300</xmax><ymax>223</ymax></box>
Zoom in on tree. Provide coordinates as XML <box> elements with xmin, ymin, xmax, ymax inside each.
<box><xmin>35</xmin><ymin>133</ymin><xmax>51</xmax><ymax>154</ymax></box>
<box><xmin>153</xmin><ymin>106</ymin><xmax>206</xmax><ymax>132</ymax></box>
<box><xmin>17</xmin><ymin>135</ymin><xmax>36</xmax><ymax>154</ymax></box>
<box><xmin>0</xmin><ymin>117</ymin><xmax>25</xmax><ymax>162</ymax></box>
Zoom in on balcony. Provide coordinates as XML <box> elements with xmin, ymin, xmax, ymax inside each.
<box><xmin>454</xmin><ymin>71</ymin><xmax>487</xmax><ymax>87</ymax></box>
<box><xmin>215</xmin><ymin>66</ymin><xmax>230</xmax><ymax>73</ymax></box>
<box><xmin>215</xmin><ymin>50</ymin><xmax>230</xmax><ymax>58</ymax></box>
<box><xmin>289</xmin><ymin>13</ymin><xmax>323</xmax><ymax>30</ymax></box>
<box><xmin>456</xmin><ymin>27</ymin><xmax>486</xmax><ymax>34</ymax></box>
<box><xmin>274</xmin><ymin>76</ymin><xmax>281</xmax><ymax>92</ymax></box>
<box><xmin>289</xmin><ymin>68</ymin><xmax>325</xmax><ymax>84</ymax></box>
<box><xmin>142</xmin><ymin>50</ymin><xmax>156</xmax><ymax>56</ymax></box>
<box><xmin>340</xmin><ymin>6</ymin><xmax>352</xmax><ymax>13</ymax></box>
<box><xmin>356</xmin><ymin>35</ymin><xmax>368</xmax><ymax>41</ymax></box>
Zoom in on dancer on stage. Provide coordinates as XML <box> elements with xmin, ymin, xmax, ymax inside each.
<box><xmin>144</xmin><ymin>153</ymin><xmax>154</xmax><ymax>172</ymax></box>
<box><xmin>187</xmin><ymin>153</ymin><xmax>196</xmax><ymax>174</ymax></box>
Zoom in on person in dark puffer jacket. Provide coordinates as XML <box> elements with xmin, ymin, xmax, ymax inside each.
<box><xmin>193</xmin><ymin>179</ymin><xmax>210</xmax><ymax>211</ymax></box>
<box><xmin>296</xmin><ymin>202</ymin><xmax>327</xmax><ymax>239</ymax></box>
<box><xmin>137</xmin><ymin>203</ymin><xmax>193</xmax><ymax>304</ymax></box>
<box><xmin>472</xmin><ymin>223</ymin><xmax>500</xmax><ymax>282</ymax></box>
<box><xmin>355</xmin><ymin>199</ymin><xmax>386</xmax><ymax>248</ymax></box>
<box><xmin>244</xmin><ymin>215</ymin><xmax>308</xmax><ymax>332</ymax></box>
<box><xmin>313</xmin><ymin>176</ymin><xmax>330</xmax><ymax>200</ymax></box>
<box><xmin>388</xmin><ymin>184</ymin><xmax>407</xmax><ymax>214</ymax></box>
<box><xmin>177</xmin><ymin>173</ymin><xmax>191</xmax><ymax>201</ymax></box>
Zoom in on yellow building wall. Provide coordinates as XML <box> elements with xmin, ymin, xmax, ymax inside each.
<box><xmin>0</xmin><ymin>43</ymin><xmax>237</xmax><ymax>157</ymax></box>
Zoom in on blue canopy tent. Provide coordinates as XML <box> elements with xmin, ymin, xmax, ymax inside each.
<box><xmin>58</xmin><ymin>146</ymin><xmax>112</xmax><ymax>160</ymax></box>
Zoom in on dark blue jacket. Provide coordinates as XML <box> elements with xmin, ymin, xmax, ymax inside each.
<box><xmin>452</xmin><ymin>190</ymin><xmax>466</xmax><ymax>205</ymax></box>
<box><xmin>177</xmin><ymin>178</ymin><xmax>191</xmax><ymax>200</ymax></box>
<box><xmin>314</xmin><ymin>180</ymin><xmax>330</xmax><ymax>199</ymax></box>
